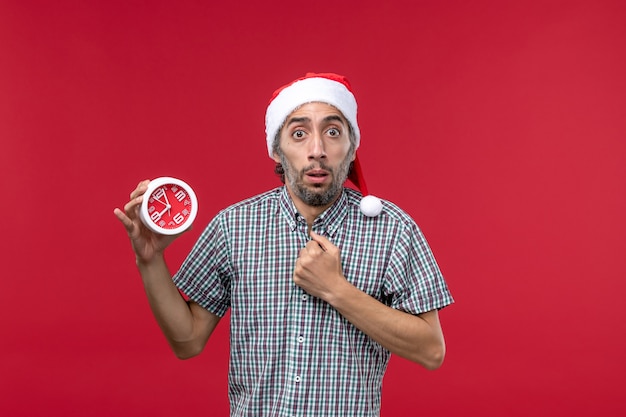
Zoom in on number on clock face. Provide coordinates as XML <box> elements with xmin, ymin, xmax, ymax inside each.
<box><xmin>146</xmin><ymin>184</ymin><xmax>194</xmax><ymax>230</ymax></box>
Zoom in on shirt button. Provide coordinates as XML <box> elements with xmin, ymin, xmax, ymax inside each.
<box><xmin>294</xmin><ymin>375</ymin><xmax>301</xmax><ymax>383</ymax></box>
<box><xmin>297</xmin><ymin>336</ymin><xmax>304</xmax><ymax>343</ymax></box>
<box><xmin>301</xmin><ymin>294</ymin><xmax>308</xmax><ymax>301</ymax></box>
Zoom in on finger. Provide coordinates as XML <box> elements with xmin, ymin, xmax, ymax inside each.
<box><xmin>304</xmin><ymin>239</ymin><xmax>325</xmax><ymax>254</ymax></box>
<box><xmin>130</xmin><ymin>179</ymin><xmax>150</xmax><ymax>200</ymax></box>
<box><xmin>309</xmin><ymin>231</ymin><xmax>332</xmax><ymax>252</ymax></box>
<box><xmin>113</xmin><ymin>207</ymin><xmax>135</xmax><ymax>233</ymax></box>
<box><xmin>123</xmin><ymin>195</ymin><xmax>143</xmax><ymax>217</ymax></box>
<box><xmin>298</xmin><ymin>245</ymin><xmax>310</xmax><ymax>259</ymax></box>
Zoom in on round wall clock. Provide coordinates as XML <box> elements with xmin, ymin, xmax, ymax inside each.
<box><xmin>139</xmin><ymin>177</ymin><xmax>198</xmax><ymax>235</ymax></box>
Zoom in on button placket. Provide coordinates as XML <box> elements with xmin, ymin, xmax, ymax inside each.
<box><xmin>286</xmin><ymin>214</ymin><xmax>312</xmax><ymax>407</ymax></box>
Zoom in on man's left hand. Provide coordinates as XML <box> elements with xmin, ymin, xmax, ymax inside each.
<box><xmin>293</xmin><ymin>231</ymin><xmax>347</xmax><ymax>301</ymax></box>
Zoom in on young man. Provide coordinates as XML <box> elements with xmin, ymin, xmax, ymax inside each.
<box><xmin>114</xmin><ymin>73</ymin><xmax>453</xmax><ymax>416</ymax></box>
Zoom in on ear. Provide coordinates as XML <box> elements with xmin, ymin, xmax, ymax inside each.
<box><xmin>272</xmin><ymin>150</ymin><xmax>281</xmax><ymax>163</ymax></box>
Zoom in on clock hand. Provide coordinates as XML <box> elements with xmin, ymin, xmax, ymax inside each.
<box><xmin>162</xmin><ymin>188</ymin><xmax>172</xmax><ymax>215</ymax></box>
<box><xmin>152</xmin><ymin>188</ymin><xmax>168</xmax><ymax>206</ymax></box>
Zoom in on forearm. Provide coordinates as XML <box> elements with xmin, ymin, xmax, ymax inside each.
<box><xmin>295</xmin><ymin>232</ymin><xmax>446</xmax><ymax>369</ymax></box>
<box><xmin>326</xmin><ymin>281</ymin><xmax>446</xmax><ymax>370</ymax></box>
<box><xmin>114</xmin><ymin>183</ymin><xmax>217</xmax><ymax>358</ymax></box>
<box><xmin>137</xmin><ymin>255</ymin><xmax>211</xmax><ymax>358</ymax></box>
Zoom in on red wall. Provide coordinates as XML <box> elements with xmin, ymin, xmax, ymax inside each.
<box><xmin>2</xmin><ymin>1</ymin><xmax>625</xmax><ymax>416</ymax></box>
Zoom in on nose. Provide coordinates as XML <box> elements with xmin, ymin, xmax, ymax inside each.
<box><xmin>308</xmin><ymin>131</ymin><xmax>327</xmax><ymax>160</ymax></box>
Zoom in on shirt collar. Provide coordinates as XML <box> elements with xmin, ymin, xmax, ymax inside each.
<box><xmin>278</xmin><ymin>186</ymin><xmax>348</xmax><ymax>238</ymax></box>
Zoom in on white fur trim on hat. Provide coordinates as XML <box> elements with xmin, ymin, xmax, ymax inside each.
<box><xmin>265</xmin><ymin>76</ymin><xmax>360</xmax><ymax>158</ymax></box>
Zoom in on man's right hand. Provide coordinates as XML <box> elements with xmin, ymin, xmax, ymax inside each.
<box><xmin>113</xmin><ymin>179</ymin><xmax>180</xmax><ymax>265</ymax></box>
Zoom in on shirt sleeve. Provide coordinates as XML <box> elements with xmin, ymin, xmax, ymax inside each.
<box><xmin>385</xmin><ymin>221</ymin><xmax>453</xmax><ymax>314</ymax></box>
<box><xmin>172</xmin><ymin>214</ymin><xmax>233</xmax><ymax>317</ymax></box>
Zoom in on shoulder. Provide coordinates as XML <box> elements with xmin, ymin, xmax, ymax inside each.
<box><xmin>225</xmin><ymin>188</ymin><xmax>282</xmax><ymax>210</ymax></box>
<box><xmin>343</xmin><ymin>188</ymin><xmax>417</xmax><ymax>229</ymax></box>
<box><xmin>197</xmin><ymin>188</ymin><xmax>282</xmax><ymax>240</ymax></box>
<box><xmin>219</xmin><ymin>187</ymin><xmax>282</xmax><ymax>214</ymax></box>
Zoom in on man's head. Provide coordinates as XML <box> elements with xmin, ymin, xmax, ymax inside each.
<box><xmin>265</xmin><ymin>73</ymin><xmax>360</xmax><ymax>209</ymax></box>
<box><xmin>265</xmin><ymin>73</ymin><xmax>360</xmax><ymax>159</ymax></box>
<box><xmin>265</xmin><ymin>73</ymin><xmax>382</xmax><ymax>216</ymax></box>
<box><xmin>273</xmin><ymin>102</ymin><xmax>356</xmax><ymax>207</ymax></box>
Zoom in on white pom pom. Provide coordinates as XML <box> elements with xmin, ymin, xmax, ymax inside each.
<box><xmin>360</xmin><ymin>195</ymin><xmax>383</xmax><ymax>217</ymax></box>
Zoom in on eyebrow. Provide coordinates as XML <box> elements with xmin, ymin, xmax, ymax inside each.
<box><xmin>285</xmin><ymin>115</ymin><xmax>346</xmax><ymax>127</ymax></box>
<box><xmin>286</xmin><ymin>116</ymin><xmax>311</xmax><ymax>127</ymax></box>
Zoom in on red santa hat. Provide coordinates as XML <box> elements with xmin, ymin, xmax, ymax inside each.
<box><xmin>265</xmin><ymin>72</ymin><xmax>382</xmax><ymax>217</ymax></box>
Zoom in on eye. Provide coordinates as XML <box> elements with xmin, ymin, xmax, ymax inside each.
<box><xmin>292</xmin><ymin>130</ymin><xmax>307</xmax><ymax>140</ymax></box>
<box><xmin>327</xmin><ymin>127</ymin><xmax>341</xmax><ymax>137</ymax></box>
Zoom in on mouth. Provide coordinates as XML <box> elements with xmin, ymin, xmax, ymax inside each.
<box><xmin>304</xmin><ymin>169</ymin><xmax>330</xmax><ymax>184</ymax></box>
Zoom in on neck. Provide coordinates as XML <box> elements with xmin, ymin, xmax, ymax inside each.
<box><xmin>285</xmin><ymin>185</ymin><xmax>341</xmax><ymax>229</ymax></box>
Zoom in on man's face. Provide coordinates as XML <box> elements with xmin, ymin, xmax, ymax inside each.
<box><xmin>273</xmin><ymin>102</ymin><xmax>355</xmax><ymax>208</ymax></box>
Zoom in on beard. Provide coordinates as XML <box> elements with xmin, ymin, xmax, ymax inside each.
<box><xmin>279</xmin><ymin>153</ymin><xmax>353</xmax><ymax>207</ymax></box>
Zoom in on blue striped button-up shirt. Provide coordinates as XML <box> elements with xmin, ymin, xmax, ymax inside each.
<box><xmin>173</xmin><ymin>186</ymin><xmax>453</xmax><ymax>417</ymax></box>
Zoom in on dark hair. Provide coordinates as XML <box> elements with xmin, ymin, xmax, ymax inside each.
<box><xmin>274</xmin><ymin>162</ymin><xmax>286</xmax><ymax>183</ymax></box>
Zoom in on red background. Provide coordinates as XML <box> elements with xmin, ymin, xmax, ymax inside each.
<box><xmin>2</xmin><ymin>1</ymin><xmax>625</xmax><ymax>416</ymax></box>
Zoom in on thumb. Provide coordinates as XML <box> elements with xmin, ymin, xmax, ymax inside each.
<box><xmin>309</xmin><ymin>230</ymin><xmax>332</xmax><ymax>251</ymax></box>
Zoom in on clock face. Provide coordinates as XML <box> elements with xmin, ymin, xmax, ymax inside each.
<box><xmin>139</xmin><ymin>177</ymin><xmax>198</xmax><ymax>235</ymax></box>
